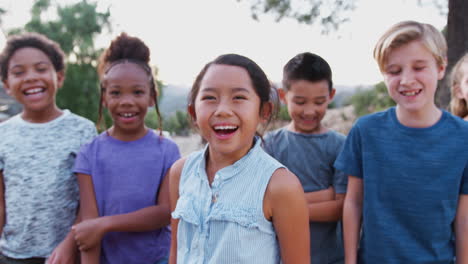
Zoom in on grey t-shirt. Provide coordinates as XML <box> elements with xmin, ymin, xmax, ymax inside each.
<box><xmin>0</xmin><ymin>110</ymin><xmax>96</xmax><ymax>258</ymax></box>
<box><xmin>264</xmin><ymin>128</ymin><xmax>347</xmax><ymax>264</ymax></box>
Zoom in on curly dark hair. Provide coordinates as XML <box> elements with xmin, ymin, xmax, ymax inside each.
<box><xmin>97</xmin><ymin>33</ymin><xmax>162</xmax><ymax>132</ymax></box>
<box><xmin>0</xmin><ymin>32</ymin><xmax>66</xmax><ymax>82</ymax></box>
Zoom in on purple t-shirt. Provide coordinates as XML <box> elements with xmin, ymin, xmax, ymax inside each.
<box><xmin>73</xmin><ymin>130</ymin><xmax>180</xmax><ymax>264</ymax></box>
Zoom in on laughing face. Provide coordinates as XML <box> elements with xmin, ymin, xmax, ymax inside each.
<box><xmin>192</xmin><ymin>64</ymin><xmax>263</xmax><ymax>161</ymax></box>
<box><xmin>284</xmin><ymin>79</ymin><xmax>334</xmax><ymax>134</ymax></box>
<box><xmin>103</xmin><ymin>63</ymin><xmax>154</xmax><ymax>140</ymax></box>
<box><xmin>383</xmin><ymin>40</ymin><xmax>445</xmax><ymax>115</ymax></box>
<box><xmin>3</xmin><ymin>47</ymin><xmax>64</xmax><ymax>121</ymax></box>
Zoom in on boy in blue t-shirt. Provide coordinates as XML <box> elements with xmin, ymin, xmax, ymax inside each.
<box><xmin>335</xmin><ymin>21</ymin><xmax>468</xmax><ymax>264</ymax></box>
<box><xmin>264</xmin><ymin>52</ymin><xmax>347</xmax><ymax>264</ymax></box>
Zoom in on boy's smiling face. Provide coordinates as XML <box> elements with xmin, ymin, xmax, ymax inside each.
<box><xmin>283</xmin><ymin>79</ymin><xmax>335</xmax><ymax>134</ymax></box>
<box><xmin>3</xmin><ymin>47</ymin><xmax>64</xmax><ymax>119</ymax></box>
<box><xmin>382</xmin><ymin>40</ymin><xmax>445</xmax><ymax>114</ymax></box>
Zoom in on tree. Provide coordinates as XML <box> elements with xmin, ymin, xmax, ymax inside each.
<box><xmin>435</xmin><ymin>0</ymin><xmax>468</xmax><ymax>108</ymax></box>
<box><xmin>349</xmin><ymin>82</ymin><xmax>395</xmax><ymax>117</ymax></box>
<box><xmin>242</xmin><ymin>0</ymin><xmax>467</xmax><ymax>109</ymax></box>
<box><xmin>7</xmin><ymin>0</ymin><xmax>111</xmax><ymax>122</ymax></box>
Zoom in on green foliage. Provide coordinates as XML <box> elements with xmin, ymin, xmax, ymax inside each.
<box><xmin>241</xmin><ymin>0</ymin><xmax>356</xmax><ymax>33</ymax></box>
<box><xmin>8</xmin><ymin>0</ymin><xmax>111</xmax><ymax>123</ymax></box>
<box><xmin>349</xmin><ymin>82</ymin><xmax>395</xmax><ymax>117</ymax></box>
<box><xmin>162</xmin><ymin>110</ymin><xmax>191</xmax><ymax>136</ymax></box>
<box><xmin>277</xmin><ymin>104</ymin><xmax>291</xmax><ymax>121</ymax></box>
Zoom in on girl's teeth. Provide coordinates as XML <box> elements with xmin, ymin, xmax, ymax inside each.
<box><xmin>122</xmin><ymin>113</ymin><xmax>135</xmax><ymax>117</ymax></box>
<box><xmin>215</xmin><ymin>125</ymin><xmax>237</xmax><ymax>130</ymax></box>
<box><xmin>25</xmin><ymin>88</ymin><xmax>44</xmax><ymax>94</ymax></box>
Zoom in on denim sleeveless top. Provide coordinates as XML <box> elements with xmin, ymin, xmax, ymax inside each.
<box><xmin>172</xmin><ymin>139</ymin><xmax>284</xmax><ymax>263</ymax></box>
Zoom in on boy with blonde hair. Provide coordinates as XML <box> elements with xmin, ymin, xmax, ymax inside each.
<box><xmin>335</xmin><ymin>21</ymin><xmax>468</xmax><ymax>264</ymax></box>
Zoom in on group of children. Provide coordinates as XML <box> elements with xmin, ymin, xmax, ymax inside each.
<box><xmin>0</xmin><ymin>20</ymin><xmax>466</xmax><ymax>264</ymax></box>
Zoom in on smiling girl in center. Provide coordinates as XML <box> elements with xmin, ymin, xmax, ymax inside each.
<box><xmin>169</xmin><ymin>54</ymin><xmax>310</xmax><ymax>263</ymax></box>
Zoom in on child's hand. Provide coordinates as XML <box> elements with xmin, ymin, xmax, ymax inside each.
<box><xmin>72</xmin><ymin>218</ymin><xmax>105</xmax><ymax>251</ymax></box>
<box><xmin>46</xmin><ymin>235</ymin><xmax>77</xmax><ymax>264</ymax></box>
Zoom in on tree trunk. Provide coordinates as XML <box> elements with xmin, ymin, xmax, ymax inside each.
<box><xmin>436</xmin><ymin>0</ymin><xmax>468</xmax><ymax>109</ymax></box>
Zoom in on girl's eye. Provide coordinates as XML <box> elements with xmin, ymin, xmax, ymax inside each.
<box><xmin>201</xmin><ymin>95</ymin><xmax>216</xmax><ymax>100</ymax></box>
<box><xmin>11</xmin><ymin>71</ymin><xmax>24</xmax><ymax>76</ymax></box>
<box><xmin>315</xmin><ymin>101</ymin><xmax>326</xmax><ymax>105</ymax></box>
<box><xmin>233</xmin><ymin>95</ymin><xmax>247</xmax><ymax>100</ymax></box>
<box><xmin>109</xmin><ymin>90</ymin><xmax>120</xmax><ymax>96</ymax></box>
<box><xmin>134</xmin><ymin>90</ymin><xmax>145</xmax><ymax>95</ymax></box>
<box><xmin>294</xmin><ymin>101</ymin><xmax>305</xmax><ymax>105</ymax></box>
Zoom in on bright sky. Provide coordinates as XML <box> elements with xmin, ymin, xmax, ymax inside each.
<box><xmin>0</xmin><ymin>0</ymin><xmax>447</xmax><ymax>89</ymax></box>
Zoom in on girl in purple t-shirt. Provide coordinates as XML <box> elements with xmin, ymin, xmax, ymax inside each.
<box><xmin>71</xmin><ymin>33</ymin><xmax>180</xmax><ymax>264</ymax></box>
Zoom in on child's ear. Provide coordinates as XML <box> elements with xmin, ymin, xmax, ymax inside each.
<box><xmin>2</xmin><ymin>80</ymin><xmax>12</xmax><ymax>96</ymax></box>
<box><xmin>437</xmin><ymin>60</ymin><xmax>447</xmax><ymax>80</ymax></box>
<box><xmin>56</xmin><ymin>70</ymin><xmax>65</xmax><ymax>89</ymax></box>
<box><xmin>187</xmin><ymin>104</ymin><xmax>197</xmax><ymax>123</ymax></box>
<box><xmin>329</xmin><ymin>88</ymin><xmax>336</xmax><ymax>100</ymax></box>
<box><xmin>260</xmin><ymin>101</ymin><xmax>273</xmax><ymax>122</ymax></box>
<box><xmin>278</xmin><ymin>88</ymin><xmax>287</xmax><ymax>104</ymax></box>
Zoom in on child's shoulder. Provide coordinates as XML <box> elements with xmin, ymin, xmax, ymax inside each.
<box><xmin>61</xmin><ymin>110</ymin><xmax>95</xmax><ymax>129</ymax></box>
<box><xmin>355</xmin><ymin>108</ymin><xmax>394</xmax><ymax>127</ymax></box>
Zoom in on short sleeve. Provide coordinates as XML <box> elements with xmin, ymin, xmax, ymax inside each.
<box><xmin>262</xmin><ymin>132</ymin><xmax>275</xmax><ymax>156</ymax></box>
<box><xmin>81</xmin><ymin>122</ymin><xmax>97</xmax><ymax>145</ymax></box>
<box><xmin>162</xmin><ymin>139</ymin><xmax>181</xmax><ymax>177</ymax></box>
<box><xmin>334</xmin><ymin>122</ymin><xmax>363</xmax><ymax>178</ymax></box>
<box><xmin>73</xmin><ymin>143</ymin><xmax>92</xmax><ymax>175</ymax></box>
<box><xmin>461</xmin><ymin>161</ymin><xmax>468</xmax><ymax>194</ymax></box>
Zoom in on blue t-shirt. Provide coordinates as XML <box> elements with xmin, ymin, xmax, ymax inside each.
<box><xmin>264</xmin><ymin>128</ymin><xmax>346</xmax><ymax>264</ymax></box>
<box><xmin>74</xmin><ymin>130</ymin><xmax>181</xmax><ymax>264</ymax></box>
<box><xmin>334</xmin><ymin>107</ymin><xmax>468</xmax><ymax>264</ymax></box>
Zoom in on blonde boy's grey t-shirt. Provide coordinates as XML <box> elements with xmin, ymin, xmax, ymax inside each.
<box><xmin>264</xmin><ymin>128</ymin><xmax>347</xmax><ymax>264</ymax></box>
<box><xmin>0</xmin><ymin>110</ymin><xmax>96</xmax><ymax>258</ymax></box>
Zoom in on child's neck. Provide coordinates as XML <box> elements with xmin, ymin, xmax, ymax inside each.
<box><xmin>21</xmin><ymin>105</ymin><xmax>62</xmax><ymax>123</ymax></box>
<box><xmin>205</xmin><ymin>142</ymin><xmax>253</xmax><ymax>185</ymax></box>
<box><xmin>395</xmin><ymin>105</ymin><xmax>442</xmax><ymax>128</ymax></box>
<box><xmin>108</xmin><ymin>126</ymin><xmax>149</xmax><ymax>142</ymax></box>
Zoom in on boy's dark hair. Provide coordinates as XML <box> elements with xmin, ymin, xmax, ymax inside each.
<box><xmin>282</xmin><ymin>52</ymin><xmax>333</xmax><ymax>92</ymax></box>
<box><xmin>97</xmin><ymin>33</ymin><xmax>162</xmax><ymax>132</ymax></box>
<box><xmin>0</xmin><ymin>32</ymin><xmax>66</xmax><ymax>82</ymax></box>
<box><xmin>189</xmin><ymin>53</ymin><xmax>275</xmax><ymax>136</ymax></box>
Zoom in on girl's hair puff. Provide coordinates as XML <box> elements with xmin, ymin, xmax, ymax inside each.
<box><xmin>449</xmin><ymin>53</ymin><xmax>468</xmax><ymax>118</ymax></box>
<box><xmin>373</xmin><ymin>20</ymin><xmax>447</xmax><ymax>73</ymax></box>
<box><xmin>189</xmin><ymin>53</ymin><xmax>275</xmax><ymax>137</ymax></box>
<box><xmin>97</xmin><ymin>33</ymin><xmax>162</xmax><ymax>132</ymax></box>
<box><xmin>0</xmin><ymin>32</ymin><xmax>66</xmax><ymax>82</ymax></box>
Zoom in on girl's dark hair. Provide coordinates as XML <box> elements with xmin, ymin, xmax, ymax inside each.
<box><xmin>189</xmin><ymin>53</ymin><xmax>275</xmax><ymax>137</ymax></box>
<box><xmin>282</xmin><ymin>52</ymin><xmax>333</xmax><ymax>91</ymax></box>
<box><xmin>0</xmin><ymin>32</ymin><xmax>66</xmax><ymax>81</ymax></box>
<box><xmin>97</xmin><ymin>33</ymin><xmax>162</xmax><ymax>133</ymax></box>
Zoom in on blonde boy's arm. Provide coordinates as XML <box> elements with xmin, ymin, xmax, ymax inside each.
<box><xmin>343</xmin><ymin>175</ymin><xmax>363</xmax><ymax>264</ymax></box>
<box><xmin>267</xmin><ymin>168</ymin><xmax>310</xmax><ymax>264</ymax></box>
<box><xmin>455</xmin><ymin>194</ymin><xmax>468</xmax><ymax>264</ymax></box>
<box><xmin>168</xmin><ymin>158</ymin><xmax>186</xmax><ymax>264</ymax></box>
<box><xmin>0</xmin><ymin>171</ymin><xmax>4</xmax><ymax>235</ymax></box>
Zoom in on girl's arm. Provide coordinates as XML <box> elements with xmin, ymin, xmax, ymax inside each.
<box><xmin>343</xmin><ymin>175</ymin><xmax>363</xmax><ymax>264</ymax></box>
<box><xmin>455</xmin><ymin>194</ymin><xmax>468</xmax><ymax>264</ymax></box>
<box><xmin>0</xmin><ymin>171</ymin><xmax>5</xmax><ymax>235</ymax></box>
<box><xmin>74</xmin><ymin>173</ymin><xmax>100</xmax><ymax>264</ymax></box>
<box><xmin>168</xmin><ymin>158</ymin><xmax>186</xmax><ymax>264</ymax></box>
<box><xmin>265</xmin><ymin>168</ymin><xmax>310</xmax><ymax>264</ymax></box>
<box><xmin>73</xmin><ymin>173</ymin><xmax>172</xmax><ymax>250</ymax></box>
<box><xmin>47</xmin><ymin>212</ymin><xmax>80</xmax><ymax>264</ymax></box>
